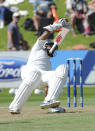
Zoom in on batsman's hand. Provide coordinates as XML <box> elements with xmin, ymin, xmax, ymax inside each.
<box><xmin>58</xmin><ymin>18</ymin><xmax>71</xmax><ymax>28</ymax></box>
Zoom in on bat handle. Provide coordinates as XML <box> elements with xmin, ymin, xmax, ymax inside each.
<box><xmin>49</xmin><ymin>42</ymin><xmax>58</xmax><ymax>54</ymax></box>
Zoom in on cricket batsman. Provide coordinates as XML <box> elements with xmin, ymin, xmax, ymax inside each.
<box><xmin>9</xmin><ymin>18</ymin><xmax>70</xmax><ymax>114</ymax></box>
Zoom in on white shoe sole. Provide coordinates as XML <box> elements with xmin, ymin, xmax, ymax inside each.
<box><xmin>40</xmin><ymin>105</ymin><xmax>50</xmax><ymax>109</ymax></box>
<box><xmin>9</xmin><ymin>110</ymin><xmax>20</xmax><ymax>114</ymax></box>
<box><xmin>49</xmin><ymin>101</ymin><xmax>60</xmax><ymax>108</ymax></box>
<box><xmin>49</xmin><ymin>107</ymin><xmax>66</xmax><ymax>113</ymax></box>
<box><xmin>40</xmin><ymin>101</ymin><xmax>60</xmax><ymax>109</ymax></box>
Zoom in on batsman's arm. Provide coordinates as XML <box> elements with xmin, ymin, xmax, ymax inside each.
<box><xmin>49</xmin><ymin>41</ymin><xmax>58</xmax><ymax>54</ymax></box>
<box><xmin>39</xmin><ymin>31</ymin><xmax>51</xmax><ymax>40</ymax></box>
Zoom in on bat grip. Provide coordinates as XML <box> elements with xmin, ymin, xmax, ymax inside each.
<box><xmin>49</xmin><ymin>42</ymin><xmax>58</xmax><ymax>54</ymax></box>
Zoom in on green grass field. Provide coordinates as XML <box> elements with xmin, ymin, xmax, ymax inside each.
<box><xmin>0</xmin><ymin>0</ymin><xmax>95</xmax><ymax>131</ymax></box>
<box><xmin>0</xmin><ymin>87</ymin><xmax>95</xmax><ymax>131</ymax></box>
<box><xmin>0</xmin><ymin>0</ymin><xmax>94</xmax><ymax>50</ymax></box>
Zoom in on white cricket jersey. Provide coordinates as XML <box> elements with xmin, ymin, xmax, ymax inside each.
<box><xmin>27</xmin><ymin>39</ymin><xmax>52</xmax><ymax>71</ymax></box>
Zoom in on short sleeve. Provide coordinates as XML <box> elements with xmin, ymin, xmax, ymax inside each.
<box><xmin>8</xmin><ymin>24</ymin><xmax>14</xmax><ymax>32</ymax></box>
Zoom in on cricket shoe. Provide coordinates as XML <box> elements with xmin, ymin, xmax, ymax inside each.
<box><xmin>9</xmin><ymin>109</ymin><xmax>20</xmax><ymax>115</ymax></box>
<box><xmin>49</xmin><ymin>107</ymin><xmax>66</xmax><ymax>113</ymax></box>
<box><xmin>43</xmin><ymin>18</ymin><xmax>70</xmax><ymax>32</ymax></box>
<box><xmin>40</xmin><ymin>100</ymin><xmax>60</xmax><ymax>109</ymax></box>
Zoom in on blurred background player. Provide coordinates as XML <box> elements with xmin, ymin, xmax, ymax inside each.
<box><xmin>66</xmin><ymin>0</ymin><xmax>91</xmax><ymax>37</ymax></box>
<box><xmin>0</xmin><ymin>0</ymin><xmax>13</xmax><ymax>28</ymax></box>
<box><xmin>9</xmin><ymin>18</ymin><xmax>70</xmax><ymax>114</ymax></box>
<box><xmin>8</xmin><ymin>12</ymin><xmax>29</xmax><ymax>51</ymax></box>
<box><xmin>32</xmin><ymin>0</ymin><xmax>57</xmax><ymax>37</ymax></box>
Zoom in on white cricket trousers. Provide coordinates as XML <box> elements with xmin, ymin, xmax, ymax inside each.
<box><xmin>9</xmin><ymin>64</ymin><xmax>67</xmax><ymax>112</ymax></box>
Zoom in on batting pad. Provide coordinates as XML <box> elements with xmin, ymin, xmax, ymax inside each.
<box><xmin>45</xmin><ymin>65</ymin><xmax>67</xmax><ymax>101</ymax></box>
<box><xmin>9</xmin><ymin>71</ymin><xmax>41</xmax><ymax>111</ymax></box>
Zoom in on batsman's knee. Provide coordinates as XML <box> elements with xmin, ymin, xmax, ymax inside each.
<box><xmin>55</xmin><ymin>64</ymin><xmax>68</xmax><ymax>79</ymax></box>
<box><xmin>23</xmin><ymin>70</ymin><xmax>41</xmax><ymax>86</ymax></box>
<box><xmin>21</xmin><ymin>65</ymin><xmax>28</xmax><ymax>80</ymax></box>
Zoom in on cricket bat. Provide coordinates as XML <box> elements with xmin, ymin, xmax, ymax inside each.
<box><xmin>49</xmin><ymin>27</ymin><xmax>70</xmax><ymax>54</ymax></box>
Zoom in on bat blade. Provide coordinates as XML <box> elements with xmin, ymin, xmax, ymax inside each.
<box><xmin>49</xmin><ymin>27</ymin><xmax>70</xmax><ymax>54</ymax></box>
<box><xmin>54</xmin><ymin>27</ymin><xmax>70</xmax><ymax>45</ymax></box>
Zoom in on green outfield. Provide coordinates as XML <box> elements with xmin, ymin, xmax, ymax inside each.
<box><xmin>0</xmin><ymin>0</ymin><xmax>95</xmax><ymax>130</ymax></box>
<box><xmin>0</xmin><ymin>0</ymin><xmax>94</xmax><ymax>50</ymax></box>
<box><xmin>0</xmin><ymin>87</ymin><xmax>95</xmax><ymax>131</ymax></box>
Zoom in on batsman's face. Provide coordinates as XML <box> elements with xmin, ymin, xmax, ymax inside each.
<box><xmin>46</xmin><ymin>45</ymin><xmax>52</xmax><ymax>50</ymax></box>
